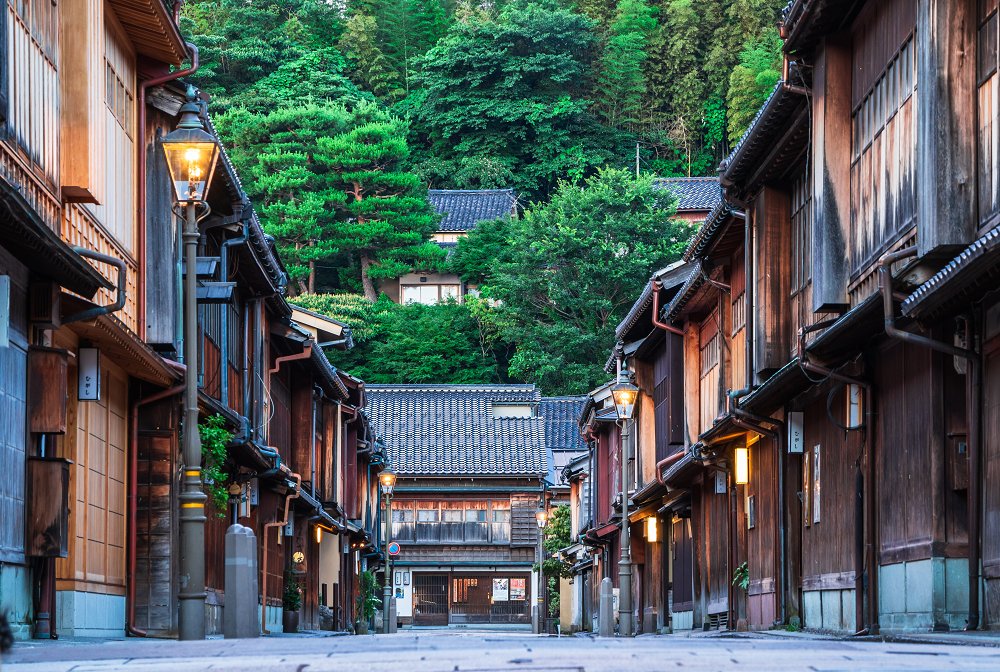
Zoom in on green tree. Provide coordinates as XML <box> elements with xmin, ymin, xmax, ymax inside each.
<box><xmin>726</xmin><ymin>25</ymin><xmax>782</xmax><ymax>143</ymax></box>
<box><xmin>593</xmin><ymin>0</ymin><xmax>656</xmax><ymax>130</ymax></box>
<box><xmin>447</xmin><ymin>216</ymin><xmax>514</xmax><ymax>285</ymax></box>
<box><xmin>410</xmin><ymin>0</ymin><xmax>625</xmax><ymax>199</ymax></box>
<box><xmin>486</xmin><ymin>168</ymin><xmax>689</xmax><ymax>394</ymax></box>
<box><xmin>538</xmin><ymin>505</ymin><xmax>573</xmax><ymax>617</ymax></box>
<box><xmin>318</xmin><ymin>103</ymin><xmax>444</xmax><ymax>300</ymax></box>
<box><xmin>339</xmin><ymin>11</ymin><xmax>402</xmax><ymax>100</ymax></box>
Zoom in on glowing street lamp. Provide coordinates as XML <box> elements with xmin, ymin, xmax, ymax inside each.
<box><xmin>611</xmin><ymin>368</ymin><xmax>639</xmax><ymax>421</ymax></box>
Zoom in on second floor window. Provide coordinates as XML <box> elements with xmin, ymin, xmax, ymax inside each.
<box><xmin>980</xmin><ymin>0</ymin><xmax>1000</xmax><ymax>225</ymax></box>
<box><xmin>392</xmin><ymin>499</ymin><xmax>510</xmax><ymax>544</ymax></box>
<box><xmin>791</xmin><ymin>172</ymin><xmax>812</xmax><ymax>293</ymax></box>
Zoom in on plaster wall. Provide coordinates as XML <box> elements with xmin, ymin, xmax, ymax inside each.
<box><xmin>55</xmin><ymin>591</ymin><xmax>125</xmax><ymax>637</ymax></box>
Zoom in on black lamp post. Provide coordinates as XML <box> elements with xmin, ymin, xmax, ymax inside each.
<box><xmin>379</xmin><ymin>467</ymin><xmax>397</xmax><ymax>634</ymax></box>
<box><xmin>160</xmin><ymin>86</ymin><xmax>220</xmax><ymax>641</ymax></box>
<box><xmin>611</xmin><ymin>364</ymin><xmax>639</xmax><ymax>637</ymax></box>
<box><xmin>534</xmin><ymin>507</ymin><xmax>547</xmax><ymax>634</ymax></box>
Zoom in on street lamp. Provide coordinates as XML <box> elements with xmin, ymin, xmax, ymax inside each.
<box><xmin>161</xmin><ymin>85</ymin><xmax>220</xmax><ymax>642</ymax></box>
<box><xmin>534</xmin><ymin>507</ymin><xmax>547</xmax><ymax>634</ymax></box>
<box><xmin>611</xmin><ymin>364</ymin><xmax>638</xmax><ymax>636</ymax></box>
<box><xmin>380</xmin><ymin>466</ymin><xmax>396</xmax><ymax>634</ymax></box>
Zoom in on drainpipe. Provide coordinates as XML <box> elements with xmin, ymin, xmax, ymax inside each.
<box><xmin>137</xmin><ymin>43</ymin><xmax>199</xmax><ymax>340</ymax></box>
<box><xmin>312</xmin><ymin>386</ymin><xmax>323</xmax><ymax>499</ymax></box>
<box><xmin>878</xmin><ymin>247</ymin><xmax>982</xmax><ymax>630</ymax></box>
<box><xmin>62</xmin><ymin>248</ymin><xmax>127</xmax><ymax>324</ymax></box>
<box><xmin>655</xmin><ymin>450</ymin><xmax>688</xmax><ymax>487</ymax></box>
<box><xmin>219</xmin><ymin>223</ymin><xmax>249</xmax><ymax>409</ymax></box>
<box><xmin>782</xmin><ymin>55</ymin><xmax>811</xmax><ymax>96</ymax></box>
<box><xmin>261</xmin><ymin>472</ymin><xmax>301</xmax><ymax>634</ymax></box>
<box><xmin>269</xmin><ymin>342</ymin><xmax>313</xmax><ymax>377</ymax></box>
<box><xmin>798</xmin><ymin>320</ymin><xmax>873</xmax><ymax>635</ymax></box>
<box><xmin>128</xmin><ymin>383</ymin><xmax>186</xmax><ymax>636</ymax></box>
<box><xmin>650</xmin><ymin>280</ymin><xmax>685</xmax><ymax>335</ymax></box>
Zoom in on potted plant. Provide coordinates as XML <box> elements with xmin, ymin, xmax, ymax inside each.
<box><xmin>283</xmin><ymin>572</ymin><xmax>303</xmax><ymax>633</ymax></box>
<box><xmin>355</xmin><ymin>570</ymin><xmax>380</xmax><ymax>635</ymax></box>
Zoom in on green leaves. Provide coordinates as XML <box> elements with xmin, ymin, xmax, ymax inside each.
<box><xmin>726</xmin><ymin>25</ymin><xmax>782</xmax><ymax>143</ymax></box>
<box><xmin>199</xmin><ymin>415</ymin><xmax>234</xmax><ymax>518</ymax></box>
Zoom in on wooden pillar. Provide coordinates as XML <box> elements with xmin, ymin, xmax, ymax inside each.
<box><xmin>916</xmin><ymin>0</ymin><xmax>977</xmax><ymax>254</ymax></box>
<box><xmin>753</xmin><ymin>188</ymin><xmax>791</xmax><ymax>379</ymax></box>
<box><xmin>811</xmin><ymin>34</ymin><xmax>853</xmax><ymax>313</ymax></box>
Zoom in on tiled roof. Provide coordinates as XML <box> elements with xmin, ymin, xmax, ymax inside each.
<box><xmin>654</xmin><ymin>178</ymin><xmax>721</xmax><ymax>212</ymax></box>
<box><xmin>540</xmin><ymin>397</ymin><xmax>589</xmax><ymax>452</ymax></box>
<box><xmin>429</xmin><ymin>189</ymin><xmax>518</xmax><ymax>232</ymax></box>
<box><xmin>364</xmin><ymin>385</ymin><xmax>547</xmax><ymax>476</ymax></box>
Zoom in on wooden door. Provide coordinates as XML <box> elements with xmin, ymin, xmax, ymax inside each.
<box><xmin>671</xmin><ymin>517</ymin><xmax>693</xmax><ymax>614</ymax></box>
<box><xmin>412</xmin><ymin>573</ymin><xmax>449</xmax><ymax>625</ymax></box>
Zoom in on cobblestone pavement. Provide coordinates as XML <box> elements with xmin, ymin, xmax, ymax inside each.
<box><xmin>3</xmin><ymin>629</ymin><xmax>1000</xmax><ymax>672</ymax></box>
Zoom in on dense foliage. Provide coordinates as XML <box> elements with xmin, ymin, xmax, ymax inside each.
<box><xmin>183</xmin><ymin>0</ymin><xmax>787</xmax><ymax>193</ymax></box>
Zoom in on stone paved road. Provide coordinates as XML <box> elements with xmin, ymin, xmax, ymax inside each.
<box><xmin>3</xmin><ymin>631</ymin><xmax>1000</xmax><ymax>672</ymax></box>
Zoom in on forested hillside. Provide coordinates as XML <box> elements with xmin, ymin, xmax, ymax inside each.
<box><xmin>183</xmin><ymin>0</ymin><xmax>786</xmax><ymax>197</ymax></box>
<box><xmin>180</xmin><ymin>0</ymin><xmax>786</xmax><ymax>394</ymax></box>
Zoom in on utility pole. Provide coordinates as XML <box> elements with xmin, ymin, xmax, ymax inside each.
<box><xmin>636</xmin><ymin>143</ymin><xmax>640</xmax><ymax>179</ymax></box>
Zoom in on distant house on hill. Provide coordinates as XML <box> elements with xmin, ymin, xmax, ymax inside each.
<box><xmin>654</xmin><ymin>177</ymin><xmax>721</xmax><ymax>225</ymax></box>
<box><xmin>384</xmin><ymin>188</ymin><xmax>518</xmax><ymax>305</ymax></box>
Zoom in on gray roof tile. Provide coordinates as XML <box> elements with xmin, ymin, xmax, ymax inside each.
<box><xmin>365</xmin><ymin>385</ymin><xmax>547</xmax><ymax>476</ymax></box>
<box><xmin>429</xmin><ymin>189</ymin><xmax>518</xmax><ymax>232</ymax></box>
<box><xmin>654</xmin><ymin>177</ymin><xmax>721</xmax><ymax>212</ymax></box>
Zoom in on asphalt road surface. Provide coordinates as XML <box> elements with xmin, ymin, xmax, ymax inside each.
<box><xmin>3</xmin><ymin>630</ymin><xmax>999</xmax><ymax>672</ymax></box>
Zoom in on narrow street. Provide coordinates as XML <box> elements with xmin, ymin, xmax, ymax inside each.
<box><xmin>3</xmin><ymin>631</ymin><xmax>1000</xmax><ymax>672</ymax></box>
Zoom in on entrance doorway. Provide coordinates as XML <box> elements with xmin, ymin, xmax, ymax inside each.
<box><xmin>413</xmin><ymin>573</ymin><xmax>449</xmax><ymax>625</ymax></box>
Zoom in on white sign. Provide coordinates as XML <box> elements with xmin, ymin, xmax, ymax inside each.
<box><xmin>492</xmin><ymin>578</ymin><xmax>509</xmax><ymax>601</ymax></box>
<box><xmin>715</xmin><ymin>470</ymin><xmax>727</xmax><ymax>494</ymax></box>
<box><xmin>79</xmin><ymin>348</ymin><xmax>101</xmax><ymax>401</ymax></box>
<box><xmin>788</xmin><ymin>411</ymin><xmax>804</xmax><ymax>453</ymax></box>
<box><xmin>0</xmin><ymin>275</ymin><xmax>9</xmax><ymax>348</ymax></box>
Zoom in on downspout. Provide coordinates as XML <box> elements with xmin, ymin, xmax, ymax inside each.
<box><xmin>219</xmin><ymin>223</ymin><xmax>249</xmax><ymax>410</ymax></box>
<box><xmin>62</xmin><ymin>248</ymin><xmax>127</xmax><ymax>324</ymax></box>
<box><xmin>269</xmin><ymin>342</ymin><xmax>313</xmax><ymax>377</ymax></box>
<box><xmin>878</xmin><ymin>247</ymin><xmax>982</xmax><ymax>630</ymax></box>
<box><xmin>261</xmin><ymin>472</ymin><xmax>301</xmax><ymax>634</ymax></box>
<box><xmin>781</xmin><ymin>55</ymin><xmax>811</xmax><ymax>97</ymax></box>
<box><xmin>128</xmin><ymin>383</ymin><xmax>186</xmax><ymax>636</ymax></box>
<box><xmin>798</xmin><ymin>320</ymin><xmax>873</xmax><ymax>635</ymax></box>
<box><xmin>312</xmin><ymin>386</ymin><xmax>323</xmax><ymax>499</ymax></box>
<box><xmin>650</xmin><ymin>280</ymin><xmax>685</xmax><ymax>335</ymax></box>
<box><xmin>137</xmin><ymin>43</ymin><xmax>200</xmax><ymax>340</ymax></box>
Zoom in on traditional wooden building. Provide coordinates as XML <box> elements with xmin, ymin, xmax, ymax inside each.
<box><xmin>364</xmin><ymin>384</ymin><xmax>548</xmax><ymax>628</ymax></box>
<box><xmin>592</xmin><ymin>0</ymin><xmax>1000</xmax><ymax>637</ymax></box>
<box><xmin>653</xmin><ymin>178</ymin><xmax>721</xmax><ymax>226</ymax></box>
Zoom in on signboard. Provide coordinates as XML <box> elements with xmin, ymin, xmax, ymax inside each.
<box><xmin>78</xmin><ymin>348</ymin><xmax>101</xmax><ymax>401</ymax></box>
<box><xmin>387</xmin><ymin>542</ymin><xmax>400</xmax><ymax>556</ymax></box>
<box><xmin>492</xmin><ymin>578</ymin><xmax>509</xmax><ymax>601</ymax></box>
<box><xmin>788</xmin><ymin>411</ymin><xmax>804</xmax><ymax>453</ymax></box>
<box><xmin>510</xmin><ymin>578</ymin><xmax>525</xmax><ymax>600</ymax></box>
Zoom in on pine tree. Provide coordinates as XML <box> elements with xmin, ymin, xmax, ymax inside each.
<box><xmin>318</xmin><ymin>102</ymin><xmax>444</xmax><ymax>301</ymax></box>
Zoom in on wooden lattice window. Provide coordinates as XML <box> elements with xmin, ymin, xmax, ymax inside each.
<box><xmin>699</xmin><ymin>313</ymin><xmax>720</xmax><ymax>434</ymax></box>
<box><xmin>791</xmin><ymin>172</ymin><xmax>812</xmax><ymax>293</ymax></box>
<box><xmin>980</xmin><ymin>0</ymin><xmax>1000</xmax><ymax>225</ymax></box>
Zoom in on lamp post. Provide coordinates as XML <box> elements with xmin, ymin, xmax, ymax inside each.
<box><xmin>611</xmin><ymin>364</ymin><xmax>639</xmax><ymax>637</ymax></box>
<box><xmin>379</xmin><ymin>467</ymin><xmax>396</xmax><ymax>634</ymax></box>
<box><xmin>160</xmin><ymin>86</ymin><xmax>220</xmax><ymax>641</ymax></box>
<box><xmin>534</xmin><ymin>507</ymin><xmax>547</xmax><ymax>634</ymax></box>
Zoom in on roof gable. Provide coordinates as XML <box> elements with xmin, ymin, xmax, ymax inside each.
<box><xmin>365</xmin><ymin>385</ymin><xmax>548</xmax><ymax>476</ymax></box>
<box><xmin>429</xmin><ymin>189</ymin><xmax>518</xmax><ymax>232</ymax></box>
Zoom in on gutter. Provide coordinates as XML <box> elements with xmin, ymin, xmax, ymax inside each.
<box><xmin>137</xmin><ymin>43</ymin><xmax>200</xmax><ymax>340</ymax></box>
<box><xmin>879</xmin><ymin>247</ymin><xmax>982</xmax><ymax>631</ymax></box>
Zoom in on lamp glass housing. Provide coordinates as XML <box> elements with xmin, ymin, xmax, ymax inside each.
<box><xmin>380</xmin><ymin>468</ymin><xmax>397</xmax><ymax>495</ymax></box>
<box><xmin>646</xmin><ymin>516</ymin><xmax>657</xmax><ymax>543</ymax></box>
<box><xmin>611</xmin><ymin>369</ymin><xmax>639</xmax><ymax>421</ymax></box>
<box><xmin>161</xmin><ymin>128</ymin><xmax>220</xmax><ymax>204</ymax></box>
<box><xmin>315</xmin><ymin>525</ymin><xmax>322</xmax><ymax>544</ymax></box>
<box><xmin>735</xmin><ymin>447</ymin><xmax>749</xmax><ymax>485</ymax></box>
<box><xmin>535</xmin><ymin>509</ymin><xmax>547</xmax><ymax>529</ymax></box>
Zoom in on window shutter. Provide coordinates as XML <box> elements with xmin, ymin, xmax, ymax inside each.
<box><xmin>509</xmin><ymin>494</ymin><xmax>540</xmax><ymax>547</ymax></box>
